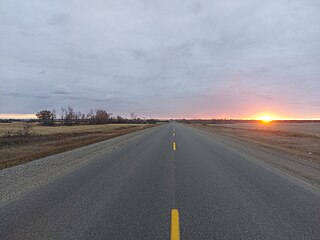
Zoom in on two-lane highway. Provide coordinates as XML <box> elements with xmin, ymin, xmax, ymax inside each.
<box><xmin>1</xmin><ymin>123</ymin><xmax>320</xmax><ymax>239</ymax></box>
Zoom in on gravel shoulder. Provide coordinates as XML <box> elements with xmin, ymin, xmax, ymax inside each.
<box><xmin>0</xmin><ymin>125</ymin><xmax>164</xmax><ymax>204</ymax></box>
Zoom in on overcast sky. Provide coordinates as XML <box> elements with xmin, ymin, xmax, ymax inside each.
<box><xmin>1</xmin><ymin>0</ymin><xmax>319</xmax><ymax>119</ymax></box>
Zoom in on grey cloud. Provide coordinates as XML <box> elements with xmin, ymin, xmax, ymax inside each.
<box><xmin>241</xmin><ymin>91</ymin><xmax>274</xmax><ymax>100</ymax></box>
<box><xmin>0</xmin><ymin>0</ymin><xmax>319</xmax><ymax>118</ymax></box>
<box><xmin>127</xmin><ymin>49</ymin><xmax>147</xmax><ymax>60</ymax></box>
<box><xmin>34</xmin><ymin>95</ymin><xmax>51</xmax><ymax>99</ymax></box>
<box><xmin>189</xmin><ymin>1</ymin><xmax>204</xmax><ymax>14</ymax></box>
<box><xmin>52</xmin><ymin>85</ymin><xmax>71</xmax><ymax>95</ymax></box>
<box><xmin>47</xmin><ymin>13</ymin><xmax>70</xmax><ymax>26</ymax></box>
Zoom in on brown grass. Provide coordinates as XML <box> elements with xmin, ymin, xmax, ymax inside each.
<box><xmin>0</xmin><ymin>123</ymin><xmax>155</xmax><ymax>169</ymax></box>
<box><xmin>192</xmin><ymin>123</ymin><xmax>320</xmax><ymax>162</ymax></box>
<box><xmin>0</xmin><ymin>123</ymin><xmax>149</xmax><ymax>136</ymax></box>
<box><xmin>207</xmin><ymin>122</ymin><xmax>320</xmax><ymax>136</ymax></box>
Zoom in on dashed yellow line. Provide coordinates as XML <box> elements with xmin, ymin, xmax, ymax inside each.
<box><xmin>170</xmin><ymin>209</ymin><xmax>180</xmax><ymax>240</ymax></box>
<box><xmin>173</xmin><ymin>142</ymin><xmax>176</xmax><ymax>151</ymax></box>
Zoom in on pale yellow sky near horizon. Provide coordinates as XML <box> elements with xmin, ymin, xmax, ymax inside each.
<box><xmin>0</xmin><ymin>114</ymin><xmax>37</xmax><ymax>119</ymax></box>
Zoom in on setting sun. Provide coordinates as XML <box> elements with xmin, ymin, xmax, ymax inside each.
<box><xmin>260</xmin><ymin>115</ymin><xmax>273</xmax><ymax>123</ymax></box>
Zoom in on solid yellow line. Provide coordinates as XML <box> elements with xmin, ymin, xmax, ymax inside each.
<box><xmin>171</xmin><ymin>209</ymin><xmax>180</xmax><ymax>240</ymax></box>
<box><xmin>173</xmin><ymin>142</ymin><xmax>176</xmax><ymax>151</ymax></box>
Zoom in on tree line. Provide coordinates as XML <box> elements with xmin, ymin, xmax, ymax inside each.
<box><xmin>36</xmin><ymin>106</ymin><xmax>156</xmax><ymax>126</ymax></box>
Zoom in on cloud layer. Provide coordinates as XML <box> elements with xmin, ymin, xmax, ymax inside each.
<box><xmin>1</xmin><ymin>0</ymin><xmax>320</xmax><ymax>118</ymax></box>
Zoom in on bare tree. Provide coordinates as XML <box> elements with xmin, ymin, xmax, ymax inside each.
<box><xmin>76</xmin><ymin>111</ymin><xmax>82</xmax><ymax>124</ymax></box>
<box><xmin>36</xmin><ymin>110</ymin><xmax>55</xmax><ymax>126</ymax></box>
<box><xmin>95</xmin><ymin>109</ymin><xmax>110</xmax><ymax>124</ymax></box>
<box><xmin>81</xmin><ymin>113</ymin><xmax>86</xmax><ymax>124</ymax></box>
<box><xmin>130</xmin><ymin>112</ymin><xmax>137</xmax><ymax>120</ymax></box>
<box><xmin>85</xmin><ymin>109</ymin><xmax>93</xmax><ymax>124</ymax></box>
<box><xmin>36</xmin><ymin>106</ymin><xmax>146</xmax><ymax>126</ymax></box>
<box><xmin>65</xmin><ymin>106</ymin><xmax>75</xmax><ymax>125</ymax></box>
<box><xmin>51</xmin><ymin>109</ymin><xmax>56</xmax><ymax>124</ymax></box>
<box><xmin>61</xmin><ymin>107</ymin><xmax>66</xmax><ymax>124</ymax></box>
<box><xmin>116</xmin><ymin>115</ymin><xmax>124</xmax><ymax>123</ymax></box>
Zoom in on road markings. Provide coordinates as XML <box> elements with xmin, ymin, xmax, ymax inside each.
<box><xmin>173</xmin><ymin>142</ymin><xmax>176</xmax><ymax>151</ymax></box>
<box><xmin>170</xmin><ymin>209</ymin><xmax>180</xmax><ymax>240</ymax></box>
<box><xmin>173</xmin><ymin>132</ymin><xmax>176</xmax><ymax>136</ymax></box>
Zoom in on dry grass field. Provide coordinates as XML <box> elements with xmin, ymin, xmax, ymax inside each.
<box><xmin>193</xmin><ymin>122</ymin><xmax>320</xmax><ymax>162</ymax></box>
<box><xmin>208</xmin><ymin>122</ymin><xmax>320</xmax><ymax>136</ymax></box>
<box><xmin>0</xmin><ymin>123</ymin><xmax>150</xmax><ymax>136</ymax></box>
<box><xmin>0</xmin><ymin>123</ymin><xmax>156</xmax><ymax>169</ymax></box>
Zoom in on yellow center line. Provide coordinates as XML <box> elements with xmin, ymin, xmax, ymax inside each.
<box><xmin>173</xmin><ymin>142</ymin><xmax>176</xmax><ymax>151</ymax></box>
<box><xmin>171</xmin><ymin>209</ymin><xmax>180</xmax><ymax>240</ymax></box>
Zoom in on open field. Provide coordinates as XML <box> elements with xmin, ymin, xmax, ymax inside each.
<box><xmin>0</xmin><ymin>122</ymin><xmax>153</xmax><ymax>136</ymax></box>
<box><xmin>192</xmin><ymin>122</ymin><xmax>320</xmax><ymax>163</ymax></box>
<box><xmin>208</xmin><ymin>122</ymin><xmax>320</xmax><ymax>136</ymax></box>
<box><xmin>0</xmin><ymin>123</ymin><xmax>156</xmax><ymax>169</ymax></box>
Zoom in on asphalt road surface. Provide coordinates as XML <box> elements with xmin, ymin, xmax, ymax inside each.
<box><xmin>1</xmin><ymin>123</ymin><xmax>320</xmax><ymax>239</ymax></box>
